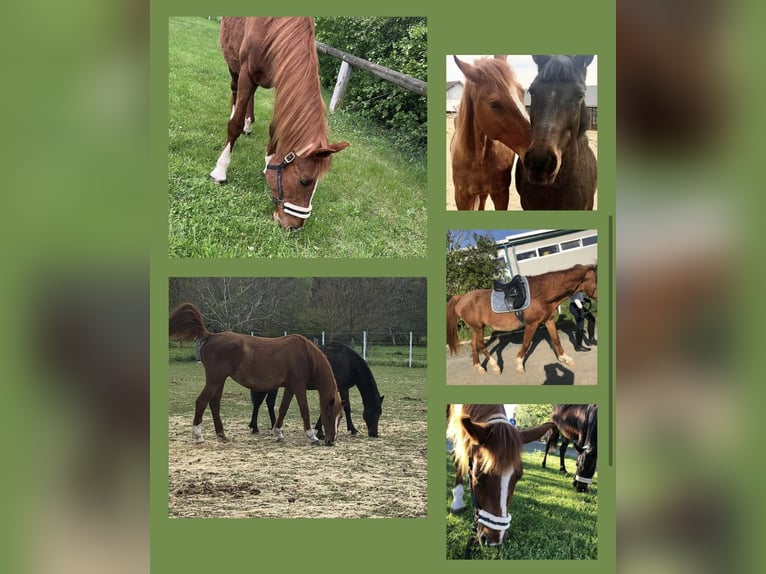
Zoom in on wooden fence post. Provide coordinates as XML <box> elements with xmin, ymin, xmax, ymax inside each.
<box><xmin>330</xmin><ymin>61</ymin><xmax>353</xmax><ymax>112</ymax></box>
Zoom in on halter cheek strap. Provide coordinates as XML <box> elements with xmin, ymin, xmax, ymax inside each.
<box><xmin>265</xmin><ymin>151</ymin><xmax>316</xmax><ymax>220</ymax></box>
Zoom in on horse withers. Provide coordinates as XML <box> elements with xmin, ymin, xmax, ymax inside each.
<box><xmin>450</xmin><ymin>56</ymin><xmax>530</xmax><ymax>210</ymax></box>
<box><xmin>447</xmin><ymin>404</ymin><xmax>555</xmax><ymax>547</ymax></box>
<box><xmin>210</xmin><ymin>17</ymin><xmax>349</xmax><ymax>229</ymax></box>
<box><xmin>516</xmin><ymin>55</ymin><xmax>597</xmax><ymax>210</ymax></box>
<box><xmin>169</xmin><ymin>302</ymin><xmax>343</xmax><ymax>446</ymax></box>
<box><xmin>447</xmin><ymin>264</ymin><xmax>597</xmax><ymax>375</ymax></box>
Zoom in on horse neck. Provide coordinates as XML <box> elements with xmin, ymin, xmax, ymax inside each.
<box><xmin>539</xmin><ymin>268</ymin><xmax>592</xmax><ymax>305</ymax></box>
<box><xmin>267</xmin><ymin>20</ymin><xmax>329</xmax><ymax>156</ymax></box>
<box><xmin>354</xmin><ymin>365</ymin><xmax>382</xmax><ymax>407</ymax></box>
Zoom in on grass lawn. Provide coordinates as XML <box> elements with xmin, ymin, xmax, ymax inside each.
<box><xmin>168</xmin><ymin>17</ymin><xmax>427</xmax><ymax>258</ymax></box>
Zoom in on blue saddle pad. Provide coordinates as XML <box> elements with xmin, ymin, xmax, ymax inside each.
<box><xmin>491</xmin><ymin>276</ymin><xmax>530</xmax><ymax>313</ymax></box>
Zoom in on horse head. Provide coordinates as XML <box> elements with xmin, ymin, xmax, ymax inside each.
<box><xmin>453</xmin><ymin>56</ymin><xmax>530</xmax><ymax>156</ymax></box>
<box><xmin>264</xmin><ymin>143</ymin><xmax>349</xmax><ymax>230</ymax></box>
<box><xmin>522</xmin><ymin>55</ymin><xmax>593</xmax><ymax>185</ymax></box>
<box><xmin>363</xmin><ymin>395</ymin><xmax>383</xmax><ymax>438</ymax></box>
<box><xmin>573</xmin><ymin>405</ymin><xmax>597</xmax><ymax>492</ymax></box>
<box><xmin>459</xmin><ymin>415</ymin><xmax>520</xmax><ymax>546</ymax></box>
<box><xmin>320</xmin><ymin>389</ymin><xmax>344</xmax><ymax>446</ymax></box>
<box><xmin>578</xmin><ymin>264</ymin><xmax>598</xmax><ymax>300</ymax></box>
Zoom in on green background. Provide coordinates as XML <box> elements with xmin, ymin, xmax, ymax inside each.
<box><xmin>151</xmin><ymin>1</ymin><xmax>615</xmax><ymax>572</ymax></box>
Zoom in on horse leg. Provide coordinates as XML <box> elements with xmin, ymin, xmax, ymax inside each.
<box><xmin>514</xmin><ymin>324</ymin><xmax>539</xmax><ymax>373</ymax></box>
<box><xmin>210</xmin><ymin>71</ymin><xmax>255</xmax><ymax>183</ymax></box>
<box><xmin>559</xmin><ymin>438</ymin><xmax>569</xmax><ymax>473</ymax></box>
<box><xmin>273</xmin><ymin>387</ymin><xmax>294</xmax><ymax>442</ymax></box>
<box><xmin>292</xmin><ymin>387</ymin><xmax>320</xmax><ymax>445</ymax></box>
<box><xmin>209</xmin><ymin>384</ymin><xmax>229</xmax><ymax>442</ymax></box>
<box><xmin>489</xmin><ymin>187</ymin><xmax>509</xmax><ymax>210</ymax></box>
<box><xmin>243</xmin><ymin>87</ymin><xmax>256</xmax><ymax>135</ymax></box>
<box><xmin>341</xmin><ymin>387</ymin><xmax>356</xmax><ymax>435</ymax></box>
<box><xmin>544</xmin><ymin>316</ymin><xmax>575</xmax><ymax>365</ymax></box>
<box><xmin>471</xmin><ymin>327</ymin><xmax>499</xmax><ymax>375</ymax></box>
<box><xmin>249</xmin><ymin>390</ymin><xmax>266</xmax><ymax>433</ymax></box>
<box><xmin>450</xmin><ymin>464</ymin><xmax>466</xmax><ymax>513</ymax></box>
<box><xmin>192</xmin><ymin>379</ymin><xmax>223</xmax><ymax>443</ymax></box>
<box><xmin>266</xmin><ymin>389</ymin><xmax>277</xmax><ymax>428</ymax></box>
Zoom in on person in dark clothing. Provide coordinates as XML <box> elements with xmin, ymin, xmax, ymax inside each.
<box><xmin>569</xmin><ymin>292</ymin><xmax>597</xmax><ymax>352</ymax></box>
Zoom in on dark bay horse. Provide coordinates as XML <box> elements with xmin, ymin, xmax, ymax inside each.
<box><xmin>447</xmin><ymin>404</ymin><xmax>555</xmax><ymax>547</ymax></box>
<box><xmin>249</xmin><ymin>342</ymin><xmax>384</xmax><ymax>437</ymax></box>
<box><xmin>168</xmin><ymin>303</ymin><xmax>343</xmax><ymax>446</ymax></box>
<box><xmin>542</xmin><ymin>404</ymin><xmax>598</xmax><ymax>492</ymax></box>
<box><xmin>447</xmin><ymin>264</ymin><xmax>597</xmax><ymax>375</ymax></box>
<box><xmin>210</xmin><ymin>17</ymin><xmax>349</xmax><ymax>229</ymax></box>
<box><xmin>516</xmin><ymin>55</ymin><xmax>597</xmax><ymax>210</ymax></box>
<box><xmin>451</xmin><ymin>56</ymin><xmax>531</xmax><ymax>210</ymax></box>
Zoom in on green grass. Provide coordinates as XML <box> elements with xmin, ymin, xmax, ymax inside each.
<box><xmin>168</xmin><ymin>17</ymin><xmax>427</xmax><ymax>258</ymax></box>
<box><xmin>446</xmin><ymin>449</ymin><xmax>598</xmax><ymax>560</ymax></box>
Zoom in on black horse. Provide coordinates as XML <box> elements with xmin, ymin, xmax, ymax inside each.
<box><xmin>249</xmin><ymin>342</ymin><xmax>384</xmax><ymax>438</ymax></box>
<box><xmin>541</xmin><ymin>404</ymin><xmax>598</xmax><ymax>492</ymax></box>
<box><xmin>516</xmin><ymin>55</ymin><xmax>597</xmax><ymax>210</ymax></box>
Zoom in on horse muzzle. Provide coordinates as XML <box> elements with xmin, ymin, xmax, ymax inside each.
<box><xmin>523</xmin><ymin>145</ymin><xmax>561</xmax><ymax>185</ymax></box>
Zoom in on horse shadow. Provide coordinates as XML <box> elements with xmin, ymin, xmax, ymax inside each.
<box><xmin>482</xmin><ymin>329</ymin><xmax>552</xmax><ymax>373</ymax></box>
<box><xmin>542</xmin><ymin>363</ymin><xmax>575</xmax><ymax>385</ymax></box>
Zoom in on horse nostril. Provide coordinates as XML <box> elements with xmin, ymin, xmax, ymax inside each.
<box><xmin>479</xmin><ymin>534</ymin><xmax>488</xmax><ymax>546</ymax></box>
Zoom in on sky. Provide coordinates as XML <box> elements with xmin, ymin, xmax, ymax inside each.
<box><xmin>451</xmin><ymin>229</ymin><xmax>539</xmax><ymax>248</ymax></box>
<box><xmin>447</xmin><ymin>55</ymin><xmax>598</xmax><ymax>88</ymax></box>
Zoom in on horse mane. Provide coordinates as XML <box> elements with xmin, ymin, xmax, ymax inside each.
<box><xmin>447</xmin><ymin>404</ymin><xmax>521</xmax><ymax>478</ymax></box>
<box><xmin>453</xmin><ymin>58</ymin><xmax>520</xmax><ymax>156</ymax></box>
<box><xmin>263</xmin><ymin>17</ymin><xmax>331</xmax><ymax>173</ymax></box>
<box><xmin>301</xmin><ymin>336</ymin><xmax>342</xmax><ymax>412</ymax></box>
<box><xmin>169</xmin><ymin>303</ymin><xmax>210</xmax><ymax>341</ymax></box>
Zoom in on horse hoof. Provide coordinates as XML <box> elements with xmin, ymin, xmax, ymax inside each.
<box><xmin>209</xmin><ymin>175</ymin><xmax>227</xmax><ymax>185</ymax></box>
<box><xmin>217</xmin><ymin>434</ymin><xmax>229</xmax><ymax>443</ymax></box>
<box><xmin>450</xmin><ymin>505</ymin><xmax>466</xmax><ymax>515</ymax></box>
<box><xmin>516</xmin><ymin>365</ymin><xmax>525</xmax><ymax>374</ymax></box>
<box><xmin>311</xmin><ymin>438</ymin><xmax>321</xmax><ymax>445</ymax></box>
<box><xmin>194</xmin><ymin>437</ymin><xmax>205</xmax><ymax>444</ymax></box>
<box><xmin>324</xmin><ymin>440</ymin><xmax>335</xmax><ymax>446</ymax></box>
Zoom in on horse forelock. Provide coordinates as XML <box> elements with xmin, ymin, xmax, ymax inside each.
<box><xmin>264</xmin><ymin>17</ymin><xmax>330</xmax><ymax>165</ymax></box>
<box><xmin>448</xmin><ymin>405</ymin><xmax>520</xmax><ymax>478</ymax></box>
<box><xmin>537</xmin><ymin>55</ymin><xmax>581</xmax><ymax>84</ymax></box>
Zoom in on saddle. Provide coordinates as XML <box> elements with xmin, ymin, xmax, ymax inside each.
<box><xmin>490</xmin><ymin>275</ymin><xmax>530</xmax><ymax>314</ymax></box>
<box><xmin>493</xmin><ymin>275</ymin><xmax>528</xmax><ymax>310</ymax></box>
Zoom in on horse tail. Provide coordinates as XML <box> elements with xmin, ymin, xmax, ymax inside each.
<box><xmin>519</xmin><ymin>421</ymin><xmax>556</xmax><ymax>445</ymax></box>
<box><xmin>169</xmin><ymin>303</ymin><xmax>210</xmax><ymax>341</ymax></box>
<box><xmin>446</xmin><ymin>295</ymin><xmax>462</xmax><ymax>355</ymax></box>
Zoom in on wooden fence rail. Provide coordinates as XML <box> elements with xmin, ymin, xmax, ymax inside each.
<box><xmin>316</xmin><ymin>41</ymin><xmax>427</xmax><ymax>111</ymax></box>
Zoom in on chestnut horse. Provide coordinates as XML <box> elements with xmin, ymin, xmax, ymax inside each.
<box><xmin>210</xmin><ymin>17</ymin><xmax>349</xmax><ymax>229</ymax></box>
<box><xmin>168</xmin><ymin>303</ymin><xmax>343</xmax><ymax>446</ymax></box>
<box><xmin>447</xmin><ymin>404</ymin><xmax>555</xmax><ymax>547</ymax></box>
<box><xmin>516</xmin><ymin>55</ymin><xmax>596</xmax><ymax>210</ymax></box>
<box><xmin>451</xmin><ymin>56</ymin><xmax>530</xmax><ymax>210</ymax></box>
<box><xmin>447</xmin><ymin>264</ymin><xmax>597</xmax><ymax>374</ymax></box>
<box><xmin>542</xmin><ymin>404</ymin><xmax>598</xmax><ymax>492</ymax></box>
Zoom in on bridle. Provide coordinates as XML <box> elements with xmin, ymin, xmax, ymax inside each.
<box><xmin>265</xmin><ymin>151</ymin><xmax>317</xmax><ymax>220</ymax></box>
<box><xmin>574</xmin><ymin>404</ymin><xmax>598</xmax><ymax>486</ymax></box>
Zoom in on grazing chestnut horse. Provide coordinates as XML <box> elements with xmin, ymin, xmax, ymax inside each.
<box><xmin>210</xmin><ymin>17</ymin><xmax>349</xmax><ymax>229</ymax></box>
<box><xmin>451</xmin><ymin>56</ymin><xmax>530</xmax><ymax>210</ymax></box>
<box><xmin>516</xmin><ymin>55</ymin><xmax>597</xmax><ymax>210</ymax></box>
<box><xmin>249</xmin><ymin>342</ymin><xmax>384</xmax><ymax>438</ymax></box>
<box><xmin>447</xmin><ymin>404</ymin><xmax>555</xmax><ymax>547</ymax></box>
<box><xmin>447</xmin><ymin>264</ymin><xmax>597</xmax><ymax>374</ymax></box>
<box><xmin>168</xmin><ymin>303</ymin><xmax>343</xmax><ymax>446</ymax></box>
<box><xmin>542</xmin><ymin>404</ymin><xmax>598</xmax><ymax>492</ymax></box>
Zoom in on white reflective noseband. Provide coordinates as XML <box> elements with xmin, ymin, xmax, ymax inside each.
<box><xmin>477</xmin><ymin>509</ymin><xmax>512</xmax><ymax>532</ymax></box>
<box><xmin>282</xmin><ymin>181</ymin><xmax>317</xmax><ymax>220</ymax></box>
<box><xmin>574</xmin><ymin>475</ymin><xmax>593</xmax><ymax>484</ymax></box>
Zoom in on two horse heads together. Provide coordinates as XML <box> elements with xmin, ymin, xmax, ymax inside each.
<box><xmin>210</xmin><ymin>17</ymin><xmax>349</xmax><ymax>230</ymax></box>
<box><xmin>452</xmin><ymin>54</ymin><xmax>596</xmax><ymax>210</ymax></box>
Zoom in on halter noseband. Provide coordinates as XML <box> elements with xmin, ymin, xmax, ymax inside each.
<box><xmin>265</xmin><ymin>151</ymin><xmax>315</xmax><ymax>220</ymax></box>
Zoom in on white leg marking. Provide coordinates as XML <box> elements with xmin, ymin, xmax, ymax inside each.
<box><xmin>515</xmin><ymin>357</ymin><xmax>525</xmax><ymax>373</ymax></box>
<box><xmin>243</xmin><ymin>117</ymin><xmax>253</xmax><ymax>134</ymax></box>
<box><xmin>305</xmin><ymin>429</ymin><xmax>320</xmax><ymax>443</ymax></box>
<box><xmin>488</xmin><ymin>356</ymin><xmax>500</xmax><ymax>374</ymax></box>
<box><xmin>273</xmin><ymin>427</ymin><xmax>284</xmax><ymax>442</ymax></box>
<box><xmin>451</xmin><ymin>483</ymin><xmax>466</xmax><ymax>512</ymax></box>
<box><xmin>474</xmin><ymin>363</ymin><xmax>487</xmax><ymax>375</ymax></box>
<box><xmin>210</xmin><ymin>143</ymin><xmax>232</xmax><ymax>182</ymax></box>
<box><xmin>559</xmin><ymin>354</ymin><xmax>575</xmax><ymax>365</ymax></box>
<box><xmin>192</xmin><ymin>424</ymin><xmax>204</xmax><ymax>444</ymax></box>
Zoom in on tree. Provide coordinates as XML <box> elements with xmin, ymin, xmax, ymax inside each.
<box><xmin>446</xmin><ymin>232</ymin><xmax>504</xmax><ymax>299</ymax></box>
<box><xmin>515</xmin><ymin>404</ymin><xmax>556</xmax><ymax>428</ymax></box>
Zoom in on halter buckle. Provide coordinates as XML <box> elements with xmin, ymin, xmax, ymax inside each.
<box><xmin>283</xmin><ymin>151</ymin><xmax>296</xmax><ymax>164</ymax></box>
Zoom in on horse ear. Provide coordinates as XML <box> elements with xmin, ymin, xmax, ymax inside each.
<box><xmin>532</xmin><ymin>55</ymin><xmax>551</xmax><ymax>70</ymax></box>
<box><xmin>454</xmin><ymin>56</ymin><xmax>482</xmax><ymax>83</ymax></box>
<box><xmin>573</xmin><ymin>55</ymin><xmax>594</xmax><ymax>70</ymax></box>
<box><xmin>309</xmin><ymin>142</ymin><xmax>350</xmax><ymax>159</ymax></box>
<box><xmin>460</xmin><ymin>416</ymin><xmax>491</xmax><ymax>445</ymax></box>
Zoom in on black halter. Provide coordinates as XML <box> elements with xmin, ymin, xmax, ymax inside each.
<box><xmin>265</xmin><ymin>151</ymin><xmax>313</xmax><ymax>220</ymax></box>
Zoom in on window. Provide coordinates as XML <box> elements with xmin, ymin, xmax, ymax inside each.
<box><xmin>538</xmin><ymin>244</ymin><xmax>560</xmax><ymax>256</ymax></box>
<box><xmin>582</xmin><ymin>235</ymin><xmax>598</xmax><ymax>246</ymax></box>
<box><xmin>561</xmin><ymin>239</ymin><xmax>581</xmax><ymax>251</ymax></box>
<box><xmin>516</xmin><ymin>250</ymin><xmax>537</xmax><ymax>261</ymax></box>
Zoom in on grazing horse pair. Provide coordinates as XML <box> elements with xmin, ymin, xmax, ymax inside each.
<box><xmin>249</xmin><ymin>341</ymin><xmax>384</xmax><ymax>438</ymax></box>
<box><xmin>168</xmin><ymin>303</ymin><xmax>343</xmax><ymax>446</ymax></box>
<box><xmin>542</xmin><ymin>404</ymin><xmax>598</xmax><ymax>492</ymax></box>
<box><xmin>210</xmin><ymin>17</ymin><xmax>349</xmax><ymax>229</ymax></box>
<box><xmin>447</xmin><ymin>404</ymin><xmax>555</xmax><ymax>548</ymax></box>
<box><xmin>447</xmin><ymin>264</ymin><xmax>598</xmax><ymax>375</ymax></box>
<box><xmin>450</xmin><ymin>56</ymin><xmax>530</xmax><ymax>210</ymax></box>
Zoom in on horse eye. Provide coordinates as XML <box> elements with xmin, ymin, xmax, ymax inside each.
<box><xmin>489</xmin><ymin>100</ymin><xmax>500</xmax><ymax>110</ymax></box>
<box><xmin>299</xmin><ymin>178</ymin><xmax>312</xmax><ymax>187</ymax></box>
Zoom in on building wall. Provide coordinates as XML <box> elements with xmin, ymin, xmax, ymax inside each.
<box><xmin>496</xmin><ymin>230</ymin><xmax>598</xmax><ymax>278</ymax></box>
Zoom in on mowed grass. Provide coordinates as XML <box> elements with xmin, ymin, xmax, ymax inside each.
<box><xmin>168</xmin><ymin>17</ymin><xmax>427</xmax><ymax>258</ymax></box>
<box><xmin>446</xmin><ymin>449</ymin><xmax>598</xmax><ymax>559</ymax></box>
<box><xmin>168</xmin><ymin>360</ymin><xmax>428</xmax><ymax>518</ymax></box>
